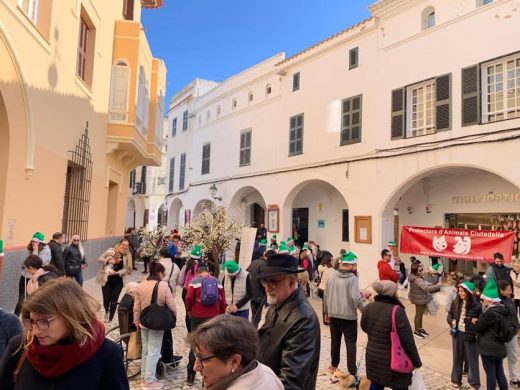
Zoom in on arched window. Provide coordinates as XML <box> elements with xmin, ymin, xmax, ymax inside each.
<box><xmin>136</xmin><ymin>66</ymin><xmax>149</xmax><ymax>136</ymax></box>
<box><xmin>266</xmin><ymin>84</ymin><xmax>272</xmax><ymax>95</ymax></box>
<box><xmin>421</xmin><ymin>7</ymin><xmax>436</xmax><ymax>30</ymax></box>
<box><xmin>109</xmin><ymin>60</ymin><xmax>130</xmax><ymax>121</ymax></box>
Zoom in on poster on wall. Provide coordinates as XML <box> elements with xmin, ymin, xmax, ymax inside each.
<box><xmin>267</xmin><ymin>205</ymin><xmax>279</xmax><ymax>233</ymax></box>
<box><xmin>400</xmin><ymin>226</ymin><xmax>515</xmax><ymax>262</ymax></box>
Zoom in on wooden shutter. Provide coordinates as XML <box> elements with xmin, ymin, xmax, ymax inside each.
<box><xmin>435</xmin><ymin>73</ymin><xmax>451</xmax><ymax>131</ymax></box>
<box><xmin>391</xmin><ymin>88</ymin><xmax>405</xmax><ymax>139</ymax></box>
<box><xmin>461</xmin><ymin>65</ymin><xmax>480</xmax><ymax>126</ymax></box>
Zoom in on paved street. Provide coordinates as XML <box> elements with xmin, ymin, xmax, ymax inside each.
<box><xmin>84</xmin><ymin>268</ymin><xmax>515</xmax><ymax>389</ymax></box>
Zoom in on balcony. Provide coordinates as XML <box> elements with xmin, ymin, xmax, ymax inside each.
<box><xmin>107</xmin><ymin>122</ymin><xmax>161</xmax><ymax>167</ymax></box>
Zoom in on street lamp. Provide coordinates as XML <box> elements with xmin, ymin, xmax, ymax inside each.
<box><xmin>209</xmin><ymin>183</ymin><xmax>222</xmax><ymax>201</ymax></box>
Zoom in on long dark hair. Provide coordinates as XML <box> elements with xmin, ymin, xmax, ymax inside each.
<box><xmin>458</xmin><ymin>285</ymin><xmax>476</xmax><ymax>311</ymax></box>
<box><xmin>147</xmin><ymin>261</ymin><xmax>165</xmax><ymax>281</ymax></box>
<box><xmin>320</xmin><ymin>253</ymin><xmax>333</xmax><ymax>268</ymax></box>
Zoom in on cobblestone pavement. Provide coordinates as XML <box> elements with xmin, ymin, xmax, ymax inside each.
<box><xmin>84</xmin><ymin>269</ymin><xmax>498</xmax><ymax>389</ymax></box>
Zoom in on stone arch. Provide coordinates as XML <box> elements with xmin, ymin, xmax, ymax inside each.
<box><xmin>168</xmin><ymin>197</ymin><xmax>184</xmax><ymax>228</ymax></box>
<box><xmin>229</xmin><ymin>186</ymin><xmax>268</xmax><ymax>227</ymax></box>
<box><xmin>282</xmin><ymin>179</ymin><xmax>349</xmax><ymax>254</ymax></box>
<box><xmin>193</xmin><ymin>199</ymin><xmax>215</xmax><ymax>218</ymax></box>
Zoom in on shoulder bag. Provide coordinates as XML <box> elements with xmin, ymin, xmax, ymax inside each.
<box><xmin>390</xmin><ymin>305</ymin><xmax>414</xmax><ymax>373</ymax></box>
<box><xmin>139</xmin><ymin>282</ymin><xmax>176</xmax><ymax>330</ymax></box>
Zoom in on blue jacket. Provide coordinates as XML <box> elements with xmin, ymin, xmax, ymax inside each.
<box><xmin>0</xmin><ymin>309</ymin><xmax>22</xmax><ymax>358</ymax></box>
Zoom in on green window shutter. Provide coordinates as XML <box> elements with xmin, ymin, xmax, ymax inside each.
<box><xmin>435</xmin><ymin>73</ymin><xmax>451</xmax><ymax>131</ymax></box>
<box><xmin>461</xmin><ymin>65</ymin><xmax>480</xmax><ymax>126</ymax></box>
<box><xmin>391</xmin><ymin>88</ymin><xmax>405</xmax><ymax>139</ymax></box>
<box><xmin>340</xmin><ymin>95</ymin><xmax>362</xmax><ymax>145</ymax></box>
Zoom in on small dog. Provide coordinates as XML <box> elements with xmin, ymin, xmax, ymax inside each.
<box><xmin>332</xmin><ymin>371</ymin><xmax>371</xmax><ymax>390</ymax></box>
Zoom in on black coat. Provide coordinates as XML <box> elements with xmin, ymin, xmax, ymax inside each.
<box><xmin>447</xmin><ymin>295</ymin><xmax>482</xmax><ymax>341</ymax></box>
<box><xmin>474</xmin><ymin>304</ymin><xmax>509</xmax><ymax>358</ymax></box>
<box><xmin>246</xmin><ymin>258</ymin><xmax>266</xmax><ymax>304</ymax></box>
<box><xmin>258</xmin><ymin>288</ymin><xmax>320</xmax><ymax>390</ymax></box>
<box><xmin>0</xmin><ymin>335</ymin><xmax>129</xmax><ymax>390</ymax></box>
<box><xmin>48</xmin><ymin>240</ymin><xmax>65</xmax><ymax>275</ymax></box>
<box><xmin>63</xmin><ymin>245</ymin><xmax>85</xmax><ymax>276</ymax></box>
<box><xmin>361</xmin><ymin>295</ymin><xmax>422</xmax><ymax>389</ymax></box>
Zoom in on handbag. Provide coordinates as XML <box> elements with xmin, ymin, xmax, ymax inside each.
<box><xmin>390</xmin><ymin>305</ymin><xmax>414</xmax><ymax>373</ymax></box>
<box><xmin>139</xmin><ymin>282</ymin><xmax>176</xmax><ymax>331</ymax></box>
<box><xmin>127</xmin><ymin>330</ymin><xmax>142</xmax><ymax>360</ymax></box>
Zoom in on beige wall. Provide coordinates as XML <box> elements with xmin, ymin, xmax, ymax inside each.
<box><xmin>0</xmin><ymin>0</ymin><xmax>165</xmax><ymax>247</ymax></box>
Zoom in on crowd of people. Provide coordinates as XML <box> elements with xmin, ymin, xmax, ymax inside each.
<box><xmin>0</xmin><ymin>229</ymin><xmax>520</xmax><ymax>390</ymax></box>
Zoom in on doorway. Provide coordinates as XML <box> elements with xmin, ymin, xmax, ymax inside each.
<box><xmin>250</xmin><ymin>203</ymin><xmax>265</xmax><ymax>228</ymax></box>
<box><xmin>292</xmin><ymin>208</ymin><xmax>309</xmax><ymax>246</ymax></box>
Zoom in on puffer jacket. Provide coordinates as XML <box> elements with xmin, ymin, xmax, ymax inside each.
<box><xmin>408</xmin><ymin>273</ymin><xmax>440</xmax><ymax>305</ymax></box>
<box><xmin>447</xmin><ymin>296</ymin><xmax>482</xmax><ymax>341</ymax></box>
<box><xmin>258</xmin><ymin>288</ymin><xmax>320</xmax><ymax>390</ymax></box>
<box><xmin>474</xmin><ymin>304</ymin><xmax>509</xmax><ymax>358</ymax></box>
<box><xmin>361</xmin><ymin>295</ymin><xmax>422</xmax><ymax>389</ymax></box>
<box><xmin>63</xmin><ymin>245</ymin><xmax>85</xmax><ymax>276</ymax></box>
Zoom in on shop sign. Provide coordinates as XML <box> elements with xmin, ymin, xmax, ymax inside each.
<box><xmin>400</xmin><ymin>225</ymin><xmax>515</xmax><ymax>262</ymax></box>
<box><xmin>452</xmin><ymin>193</ymin><xmax>520</xmax><ymax>204</ymax></box>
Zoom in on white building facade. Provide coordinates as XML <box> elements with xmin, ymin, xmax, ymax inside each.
<box><xmin>165</xmin><ymin>0</ymin><xmax>520</xmax><ymax>282</ymax></box>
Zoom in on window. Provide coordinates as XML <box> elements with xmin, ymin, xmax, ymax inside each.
<box><xmin>342</xmin><ymin>209</ymin><xmax>349</xmax><ymax>242</ymax></box>
<box><xmin>18</xmin><ymin>0</ymin><xmax>39</xmax><ymax>24</ymax></box>
<box><xmin>206</xmin><ymin>110</ymin><xmax>210</xmax><ymax>122</ymax></box>
<box><xmin>239</xmin><ymin>130</ymin><xmax>252</xmax><ymax>166</ymax></box>
<box><xmin>248</xmin><ymin>91</ymin><xmax>254</xmax><ymax>102</ymax></box>
<box><xmin>217</xmin><ymin>105</ymin><xmax>221</xmax><ymax>117</ymax></box>
<box><xmin>168</xmin><ymin>157</ymin><xmax>175</xmax><ymax>192</ymax></box>
<box><xmin>129</xmin><ymin>169</ymin><xmax>136</xmax><ymax>189</ymax></box>
<box><xmin>179</xmin><ymin>153</ymin><xmax>186</xmax><ymax>190</ymax></box>
<box><xmin>171</xmin><ymin>117</ymin><xmax>177</xmax><ymax>137</ymax></box>
<box><xmin>140</xmin><ymin>166</ymin><xmax>147</xmax><ymax>193</ymax></box>
<box><xmin>349</xmin><ymin>47</ymin><xmax>359</xmax><ymax>70</ymax></box>
<box><xmin>109</xmin><ymin>60</ymin><xmax>130</xmax><ymax>121</ymax></box>
<box><xmin>136</xmin><ymin>67</ymin><xmax>149</xmax><ymax>135</ymax></box>
<box><xmin>198</xmin><ymin>115</ymin><xmax>202</xmax><ymax>126</ymax></box>
<box><xmin>422</xmin><ymin>7</ymin><xmax>436</xmax><ymax>30</ymax></box>
<box><xmin>182</xmin><ymin>110</ymin><xmax>188</xmax><ymax>131</ymax></box>
<box><xmin>289</xmin><ymin>114</ymin><xmax>304</xmax><ymax>156</ymax></box>
<box><xmin>232</xmin><ymin>98</ymin><xmax>237</xmax><ymax>109</ymax></box>
<box><xmin>391</xmin><ymin>74</ymin><xmax>451</xmax><ymax>139</ymax></box>
<box><xmin>477</xmin><ymin>0</ymin><xmax>493</xmax><ymax>6</ymax></box>
<box><xmin>340</xmin><ymin>95</ymin><xmax>362</xmax><ymax>145</ymax></box>
<box><xmin>481</xmin><ymin>54</ymin><xmax>520</xmax><ymax>123</ymax></box>
<box><xmin>201</xmin><ymin>143</ymin><xmax>211</xmax><ymax>175</ymax></box>
<box><xmin>76</xmin><ymin>9</ymin><xmax>96</xmax><ymax>87</ymax></box>
<box><xmin>292</xmin><ymin>72</ymin><xmax>300</xmax><ymax>91</ymax></box>
<box><xmin>266</xmin><ymin>84</ymin><xmax>272</xmax><ymax>95</ymax></box>
<box><xmin>123</xmin><ymin>0</ymin><xmax>134</xmax><ymax>20</ymax></box>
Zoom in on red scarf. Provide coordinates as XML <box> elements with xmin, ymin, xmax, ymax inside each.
<box><xmin>26</xmin><ymin>320</ymin><xmax>105</xmax><ymax>378</ymax></box>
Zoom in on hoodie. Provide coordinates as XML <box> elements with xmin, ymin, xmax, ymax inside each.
<box><xmin>323</xmin><ymin>269</ymin><xmax>364</xmax><ymax>320</ymax></box>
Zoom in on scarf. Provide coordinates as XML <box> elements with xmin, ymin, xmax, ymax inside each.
<box><xmin>204</xmin><ymin>360</ymin><xmax>257</xmax><ymax>390</ymax></box>
<box><xmin>26</xmin><ymin>320</ymin><xmax>105</xmax><ymax>378</ymax></box>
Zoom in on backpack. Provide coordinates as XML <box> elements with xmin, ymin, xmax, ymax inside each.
<box><xmin>200</xmin><ymin>276</ymin><xmax>219</xmax><ymax>306</ymax></box>
<box><xmin>494</xmin><ymin>309</ymin><xmax>518</xmax><ymax>343</ymax></box>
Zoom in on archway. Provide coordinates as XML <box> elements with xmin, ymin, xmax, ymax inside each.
<box><xmin>381</xmin><ymin>165</ymin><xmax>520</xmax><ymax>273</ymax></box>
<box><xmin>282</xmin><ymin>180</ymin><xmax>349</xmax><ymax>254</ymax></box>
<box><xmin>168</xmin><ymin>197</ymin><xmax>184</xmax><ymax>228</ymax></box>
<box><xmin>229</xmin><ymin>186</ymin><xmax>267</xmax><ymax>228</ymax></box>
<box><xmin>193</xmin><ymin>199</ymin><xmax>215</xmax><ymax>218</ymax></box>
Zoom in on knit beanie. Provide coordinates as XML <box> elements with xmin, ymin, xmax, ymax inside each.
<box><xmin>372</xmin><ymin>280</ymin><xmax>397</xmax><ymax>297</ymax></box>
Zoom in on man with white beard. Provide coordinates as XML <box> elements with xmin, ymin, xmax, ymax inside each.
<box><xmin>257</xmin><ymin>254</ymin><xmax>320</xmax><ymax>390</ymax></box>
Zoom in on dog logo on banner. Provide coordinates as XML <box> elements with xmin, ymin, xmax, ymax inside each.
<box><xmin>453</xmin><ymin>236</ymin><xmax>471</xmax><ymax>255</ymax></box>
<box><xmin>432</xmin><ymin>236</ymin><xmax>448</xmax><ymax>252</ymax></box>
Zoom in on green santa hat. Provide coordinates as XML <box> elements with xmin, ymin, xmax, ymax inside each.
<box><xmin>431</xmin><ymin>263</ymin><xmax>442</xmax><ymax>273</ymax></box>
<box><xmin>287</xmin><ymin>236</ymin><xmax>294</xmax><ymax>243</ymax></box>
<box><xmin>259</xmin><ymin>238</ymin><xmax>267</xmax><ymax>246</ymax></box>
<box><xmin>302</xmin><ymin>243</ymin><xmax>309</xmax><ymax>250</ymax></box>
<box><xmin>340</xmin><ymin>251</ymin><xmax>357</xmax><ymax>264</ymax></box>
<box><xmin>223</xmin><ymin>260</ymin><xmax>240</xmax><ymax>276</ymax></box>
<box><xmin>388</xmin><ymin>240</ymin><xmax>396</xmax><ymax>246</ymax></box>
<box><xmin>480</xmin><ymin>277</ymin><xmax>501</xmax><ymax>302</ymax></box>
<box><xmin>271</xmin><ymin>234</ymin><xmax>277</xmax><ymax>240</ymax></box>
<box><xmin>277</xmin><ymin>243</ymin><xmax>290</xmax><ymax>254</ymax></box>
<box><xmin>460</xmin><ymin>281</ymin><xmax>476</xmax><ymax>293</ymax></box>
<box><xmin>190</xmin><ymin>244</ymin><xmax>202</xmax><ymax>259</ymax></box>
<box><xmin>0</xmin><ymin>239</ymin><xmax>4</xmax><ymax>256</ymax></box>
<box><xmin>289</xmin><ymin>245</ymin><xmax>297</xmax><ymax>255</ymax></box>
<box><xmin>32</xmin><ymin>232</ymin><xmax>45</xmax><ymax>243</ymax></box>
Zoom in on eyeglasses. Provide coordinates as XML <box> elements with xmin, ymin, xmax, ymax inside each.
<box><xmin>72</xmin><ymin>239</ymin><xmax>80</xmax><ymax>242</ymax></box>
<box><xmin>261</xmin><ymin>277</ymin><xmax>287</xmax><ymax>287</ymax></box>
<box><xmin>24</xmin><ymin>316</ymin><xmax>57</xmax><ymax>331</ymax></box>
<box><xmin>195</xmin><ymin>354</ymin><xmax>217</xmax><ymax>368</ymax></box>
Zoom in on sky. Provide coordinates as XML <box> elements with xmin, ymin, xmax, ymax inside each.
<box><xmin>141</xmin><ymin>0</ymin><xmax>374</xmax><ymax>106</ymax></box>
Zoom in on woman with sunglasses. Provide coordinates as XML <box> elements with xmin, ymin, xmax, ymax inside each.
<box><xmin>63</xmin><ymin>235</ymin><xmax>87</xmax><ymax>286</ymax></box>
<box><xmin>0</xmin><ymin>278</ymin><xmax>129</xmax><ymax>389</ymax></box>
<box><xmin>187</xmin><ymin>314</ymin><xmax>283</xmax><ymax>389</ymax></box>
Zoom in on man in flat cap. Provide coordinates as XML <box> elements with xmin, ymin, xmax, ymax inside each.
<box><xmin>257</xmin><ymin>253</ymin><xmax>320</xmax><ymax>390</ymax></box>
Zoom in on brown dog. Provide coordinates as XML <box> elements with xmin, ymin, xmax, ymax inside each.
<box><xmin>332</xmin><ymin>371</ymin><xmax>371</xmax><ymax>390</ymax></box>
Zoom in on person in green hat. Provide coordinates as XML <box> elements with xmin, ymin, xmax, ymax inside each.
<box><xmin>179</xmin><ymin>244</ymin><xmax>203</xmax><ymax>331</ymax></box>
<box><xmin>447</xmin><ymin>280</ymin><xmax>482</xmax><ymax>389</ymax></box>
<box><xmin>323</xmin><ymin>251</ymin><xmax>366</xmax><ymax>384</ymax></box>
<box><xmin>474</xmin><ymin>277</ymin><xmax>511</xmax><ymax>390</ymax></box>
<box><xmin>15</xmin><ymin>233</ymin><xmax>52</xmax><ymax>315</ymax></box>
<box><xmin>222</xmin><ymin>260</ymin><xmax>252</xmax><ymax>319</ymax></box>
<box><xmin>269</xmin><ymin>234</ymin><xmax>278</xmax><ymax>251</ymax></box>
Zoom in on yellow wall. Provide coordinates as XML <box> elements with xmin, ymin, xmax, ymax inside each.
<box><xmin>0</xmin><ymin>0</ymin><xmax>165</xmax><ymax>247</ymax></box>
